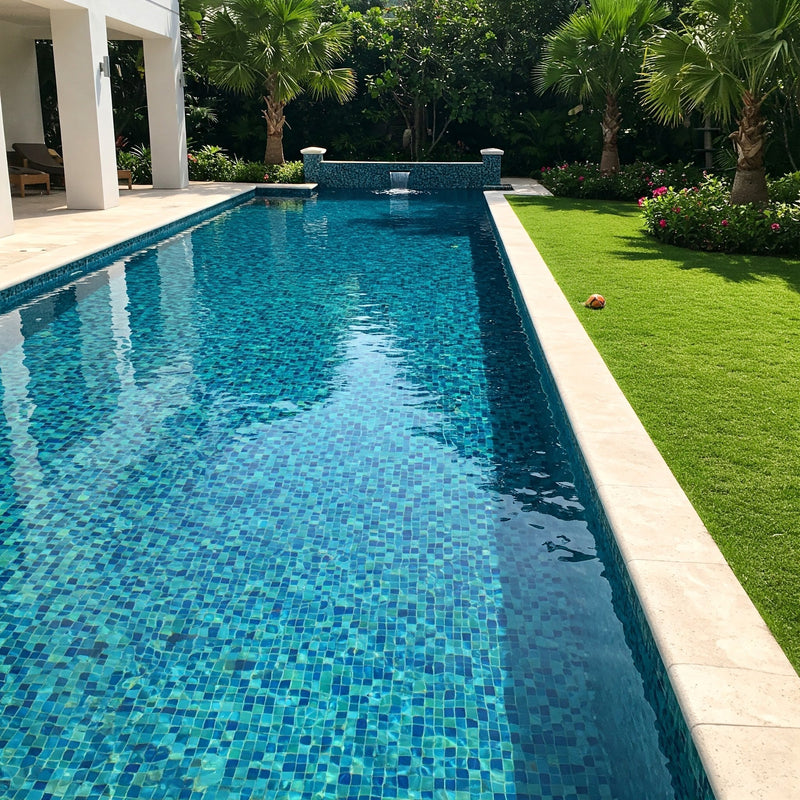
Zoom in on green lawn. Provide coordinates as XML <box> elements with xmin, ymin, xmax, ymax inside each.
<box><xmin>508</xmin><ymin>195</ymin><xmax>800</xmax><ymax>671</ymax></box>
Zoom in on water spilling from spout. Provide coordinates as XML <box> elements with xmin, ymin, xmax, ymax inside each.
<box><xmin>390</xmin><ymin>171</ymin><xmax>411</xmax><ymax>190</ymax></box>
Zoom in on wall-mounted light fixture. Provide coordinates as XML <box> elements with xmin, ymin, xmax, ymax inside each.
<box><xmin>99</xmin><ymin>55</ymin><xmax>111</xmax><ymax>77</ymax></box>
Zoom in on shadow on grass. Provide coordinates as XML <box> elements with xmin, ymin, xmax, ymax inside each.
<box><xmin>508</xmin><ymin>195</ymin><xmax>636</xmax><ymax>217</ymax></box>
<box><xmin>611</xmin><ymin>234</ymin><xmax>800</xmax><ymax>294</ymax></box>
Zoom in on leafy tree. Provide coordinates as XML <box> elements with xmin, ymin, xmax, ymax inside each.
<box><xmin>534</xmin><ymin>0</ymin><xmax>669</xmax><ymax>174</ymax></box>
<box><xmin>641</xmin><ymin>0</ymin><xmax>800</xmax><ymax>203</ymax></box>
<box><xmin>356</xmin><ymin>0</ymin><xmax>501</xmax><ymax>160</ymax></box>
<box><xmin>180</xmin><ymin>0</ymin><xmax>211</xmax><ymax>38</ymax></box>
<box><xmin>191</xmin><ymin>0</ymin><xmax>356</xmax><ymax>164</ymax></box>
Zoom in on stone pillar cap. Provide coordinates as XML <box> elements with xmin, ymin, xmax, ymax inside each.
<box><xmin>480</xmin><ymin>148</ymin><xmax>504</xmax><ymax>156</ymax></box>
<box><xmin>300</xmin><ymin>147</ymin><xmax>327</xmax><ymax>155</ymax></box>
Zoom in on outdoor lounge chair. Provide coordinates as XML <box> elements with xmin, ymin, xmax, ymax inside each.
<box><xmin>7</xmin><ymin>165</ymin><xmax>51</xmax><ymax>197</ymax></box>
<box><xmin>12</xmin><ymin>143</ymin><xmax>65</xmax><ymax>179</ymax></box>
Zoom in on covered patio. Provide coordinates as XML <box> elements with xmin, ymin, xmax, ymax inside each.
<box><xmin>0</xmin><ymin>0</ymin><xmax>189</xmax><ymax>239</ymax></box>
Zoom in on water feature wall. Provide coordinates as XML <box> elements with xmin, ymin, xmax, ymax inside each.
<box><xmin>301</xmin><ymin>147</ymin><xmax>506</xmax><ymax>190</ymax></box>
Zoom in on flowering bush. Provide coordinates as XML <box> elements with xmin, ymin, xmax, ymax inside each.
<box><xmin>639</xmin><ymin>176</ymin><xmax>800</xmax><ymax>256</ymax></box>
<box><xmin>538</xmin><ymin>161</ymin><xmax>704</xmax><ymax>200</ymax></box>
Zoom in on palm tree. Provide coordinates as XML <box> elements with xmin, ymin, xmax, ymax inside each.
<box><xmin>642</xmin><ymin>0</ymin><xmax>800</xmax><ymax>204</ymax></box>
<box><xmin>535</xmin><ymin>0</ymin><xmax>669</xmax><ymax>174</ymax></box>
<box><xmin>192</xmin><ymin>0</ymin><xmax>356</xmax><ymax>164</ymax></box>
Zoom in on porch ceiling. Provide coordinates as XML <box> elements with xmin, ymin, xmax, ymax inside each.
<box><xmin>0</xmin><ymin>0</ymin><xmax>149</xmax><ymax>39</ymax></box>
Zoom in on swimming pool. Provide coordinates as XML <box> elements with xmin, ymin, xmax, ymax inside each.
<box><xmin>0</xmin><ymin>190</ymin><xmax>711</xmax><ymax>799</ymax></box>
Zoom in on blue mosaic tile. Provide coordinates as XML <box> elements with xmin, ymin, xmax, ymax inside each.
<box><xmin>0</xmin><ymin>190</ymin><xmax>255</xmax><ymax>314</ymax></box>
<box><xmin>301</xmin><ymin>154</ymin><xmax>502</xmax><ymax>190</ymax></box>
<box><xmin>0</xmin><ymin>191</ymin><xmax>711</xmax><ymax>800</ymax></box>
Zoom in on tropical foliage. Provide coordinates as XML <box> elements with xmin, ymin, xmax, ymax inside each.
<box><xmin>642</xmin><ymin>0</ymin><xmax>800</xmax><ymax>203</ymax></box>
<box><xmin>117</xmin><ymin>145</ymin><xmax>306</xmax><ymax>184</ymax></box>
<box><xmin>535</xmin><ymin>0</ymin><xmax>670</xmax><ymax>174</ymax></box>
<box><xmin>352</xmin><ymin>0</ymin><xmax>499</xmax><ymax>160</ymax></box>
<box><xmin>191</xmin><ymin>0</ymin><xmax>356</xmax><ymax>164</ymax></box>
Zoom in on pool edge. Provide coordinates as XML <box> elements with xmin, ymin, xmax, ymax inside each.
<box><xmin>484</xmin><ymin>190</ymin><xmax>800</xmax><ymax>800</ymax></box>
<box><xmin>0</xmin><ymin>184</ymin><xmax>260</xmax><ymax>309</ymax></box>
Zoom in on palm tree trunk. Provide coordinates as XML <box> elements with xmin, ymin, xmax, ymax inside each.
<box><xmin>263</xmin><ymin>95</ymin><xmax>287</xmax><ymax>165</ymax></box>
<box><xmin>729</xmin><ymin>91</ymin><xmax>768</xmax><ymax>205</ymax></box>
<box><xmin>599</xmin><ymin>92</ymin><xmax>621</xmax><ymax>175</ymax></box>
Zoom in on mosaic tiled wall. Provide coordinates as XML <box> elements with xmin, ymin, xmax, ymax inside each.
<box><xmin>301</xmin><ymin>148</ymin><xmax>504</xmax><ymax>190</ymax></box>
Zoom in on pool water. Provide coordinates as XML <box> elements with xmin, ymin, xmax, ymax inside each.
<box><xmin>0</xmin><ymin>191</ymin><xmax>706</xmax><ymax>799</ymax></box>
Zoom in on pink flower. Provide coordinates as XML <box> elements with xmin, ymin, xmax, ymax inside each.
<box><xmin>638</xmin><ymin>197</ymin><xmax>645</xmax><ymax>207</ymax></box>
<box><xmin>672</xmin><ymin>207</ymin><xmax>680</xmax><ymax>213</ymax></box>
<box><xmin>721</xmin><ymin>219</ymin><xmax>729</xmax><ymax>227</ymax></box>
<box><xmin>578</xmin><ymin>176</ymin><xmax>584</xmax><ymax>182</ymax></box>
<box><xmin>659</xmin><ymin>219</ymin><xmax>667</xmax><ymax>228</ymax></box>
<box><xmin>652</xmin><ymin>186</ymin><xmax>668</xmax><ymax>197</ymax></box>
<box><xmin>771</xmin><ymin>223</ymin><xmax>781</xmax><ymax>232</ymax></box>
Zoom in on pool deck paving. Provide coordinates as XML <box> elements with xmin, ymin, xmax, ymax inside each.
<box><xmin>1</xmin><ymin>180</ymin><xmax>799</xmax><ymax>799</ymax></box>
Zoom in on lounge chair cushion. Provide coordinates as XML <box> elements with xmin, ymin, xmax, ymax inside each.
<box><xmin>12</xmin><ymin>143</ymin><xmax>66</xmax><ymax>176</ymax></box>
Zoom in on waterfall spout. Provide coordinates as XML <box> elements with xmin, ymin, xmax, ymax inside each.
<box><xmin>389</xmin><ymin>171</ymin><xmax>410</xmax><ymax>190</ymax></box>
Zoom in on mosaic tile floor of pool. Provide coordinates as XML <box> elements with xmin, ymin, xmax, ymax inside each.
<box><xmin>0</xmin><ymin>192</ymin><xmax>691</xmax><ymax>799</ymax></box>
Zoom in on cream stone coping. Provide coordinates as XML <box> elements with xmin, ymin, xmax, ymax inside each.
<box><xmin>485</xmin><ymin>190</ymin><xmax>800</xmax><ymax>800</ymax></box>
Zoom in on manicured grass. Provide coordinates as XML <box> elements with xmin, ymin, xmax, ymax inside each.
<box><xmin>508</xmin><ymin>195</ymin><xmax>800</xmax><ymax>671</ymax></box>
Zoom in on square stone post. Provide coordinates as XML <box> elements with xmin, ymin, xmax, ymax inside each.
<box><xmin>144</xmin><ymin>28</ymin><xmax>189</xmax><ymax>189</ymax></box>
<box><xmin>51</xmin><ymin>6</ymin><xmax>119</xmax><ymax>210</ymax></box>
<box><xmin>481</xmin><ymin>148</ymin><xmax>504</xmax><ymax>187</ymax></box>
<box><xmin>300</xmin><ymin>147</ymin><xmax>326</xmax><ymax>183</ymax></box>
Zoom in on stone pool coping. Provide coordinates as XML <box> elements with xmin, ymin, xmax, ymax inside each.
<box><xmin>485</xmin><ymin>190</ymin><xmax>800</xmax><ymax>800</ymax></box>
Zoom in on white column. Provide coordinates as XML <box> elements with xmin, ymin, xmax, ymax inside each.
<box><xmin>0</xmin><ymin>24</ymin><xmax>44</xmax><ymax>150</ymax></box>
<box><xmin>143</xmin><ymin>31</ymin><xmax>189</xmax><ymax>189</ymax></box>
<box><xmin>0</xmin><ymin>92</ymin><xmax>14</xmax><ymax>238</ymax></box>
<box><xmin>51</xmin><ymin>6</ymin><xmax>119</xmax><ymax>210</ymax></box>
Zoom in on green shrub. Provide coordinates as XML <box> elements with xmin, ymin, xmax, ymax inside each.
<box><xmin>187</xmin><ymin>145</ymin><xmax>233</xmax><ymax>181</ymax></box>
<box><xmin>640</xmin><ymin>176</ymin><xmax>800</xmax><ymax>256</ymax></box>
<box><xmin>538</xmin><ymin>161</ymin><xmax>704</xmax><ymax>201</ymax></box>
<box><xmin>231</xmin><ymin>159</ymin><xmax>269</xmax><ymax>183</ymax></box>
<box><xmin>769</xmin><ymin>172</ymin><xmax>800</xmax><ymax>204</ymax></box>
<box><xmin>117</xmin><ymin>145</ymin><xmax>152</xmax><ymax>185</ymax></box>
<box><xmin>265</xmin><ymin>161</ymin><xmax>305</xmax><ymax>184</ymax></box>
<box><xmin>117</xmin><ymin>146</ymin><xmax>302</xmax><ymax>185</ymax></box>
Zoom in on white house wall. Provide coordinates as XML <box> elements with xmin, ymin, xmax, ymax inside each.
<box><xmin>0</xmin><ymin>22</ymin><xmax>44</xmax><ymax>152</ymax></box>
<box><xmin>0</xmin><ymin>93</ymin><xmax>13</xmax><ymax>236</ymax></box>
